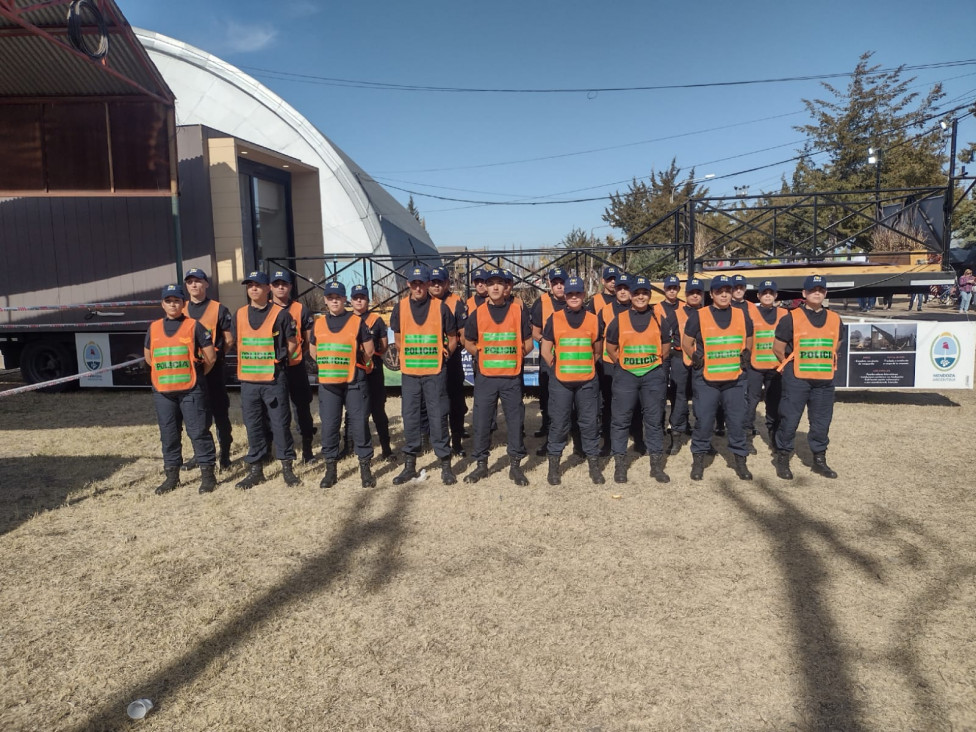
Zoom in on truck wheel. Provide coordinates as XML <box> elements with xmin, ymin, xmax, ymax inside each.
<box><xmin>20</xmin><ymin>340</ymin><xmax>78</xmax><ymax>392</ymax></box>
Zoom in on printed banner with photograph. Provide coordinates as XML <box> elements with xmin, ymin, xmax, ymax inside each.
<box><xmin>839</xmin><ymin>320</ymin><xmax>974</xmax><ymax>389</ymax></box>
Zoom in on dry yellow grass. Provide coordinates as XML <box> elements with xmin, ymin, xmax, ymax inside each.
<box><xmin>0</xmin><ymin>377</ymin><xmax>974</xmax><ymax>730</ymax></box>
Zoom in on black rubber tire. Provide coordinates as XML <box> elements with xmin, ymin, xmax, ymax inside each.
<box><xmin>20</xmin><ymin>339</ymin><xmax>78</xmax><ymax>392</ymax></box>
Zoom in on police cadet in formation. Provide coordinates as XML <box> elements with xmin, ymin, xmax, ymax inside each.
<box><xmin>664</xmin><ymin>277</ymin><xmax>704</xmax><ymax>455</ymax></box>
<box><xmin>463</xmin><ymin>268</ymin><xmax>534</xmax><ymax>486</ymax></box>
<box><xmin>591</xmin><ymin>271</ymin><xmax>634</xmax><ymax>455</ymax></box>
<box><xmin>595</xmin><ymin>265</ymin><xmax>618</xmax><ymax>309</ymax></box>
<box><xmin>540</xmin><ymin>276</ymin><xmax>605</xmax><ymax>486</ymax></box>
<box><xmin>681</xmin><ymin>274</ymin><xmax>754</xmax><ymax>481</ymax></box>
<box><xmin>772</xmin><ymin>274</ymin><xmax>842</xmax><ymax>480</ymax></box>
<box><xmin>604</xmin><ymin>276</ymin><xmax>671</xmax><ymax>484</ymax></box>
<box><xmin>390</xmin><ymin>264</ymin><xmax>459</xmax><ymax>485</ymax></box>
<box><xmin>270</xmin><ymin>269</ymin><xmax>317</xmax><ymax>463</ymax></box>
<box><xmin>146</xmin><ymin>284</ymin><xmax>218</xmax><ymax>495</ymax></box>
<box><xmin>743</xmin><ymin>279</ymin><xmax>787</xmax><ymax>454</ymax></box>
<box><xmin>232</xmin><ymin>270</ymin><xmax>301</xmax><ymax>490</ymax></box>
<box><xmin>428</xmin><ymin>267</ymin><xmax>468</xmax><ymax>455</ymax></box>
<box><xmin>312</xmin><ymin>281</ymin><xmax>376</xmax><ymax>489</ymax></box>
<box><xmin>465</xmin><ymin>268</ymin><xmax>488</xmax><ymax>313</ymax></box>
<box><xmin>182</xmin><ymin>268</ymin><xmax>234</xmax><ymax>470</ymax></box>
<box><xmin>349</xmin><ymin>284</ymin><xmax>394</xmax><ymax>460</ymax></box>
<box><xmin>530</xmin><ymin>268</ymin><xmax>567</xmax><ymax>445</ymax></box>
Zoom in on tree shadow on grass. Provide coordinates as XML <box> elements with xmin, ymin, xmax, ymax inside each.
<box><xmin>718</xmin><ymin>477</ymin><xmax>884</xmax><ymax>731</ymax></box>
<box><xmin>0</xmin><ymin>456</ymin><xmax>137</xmax><ymax>537</ymax></box>
<box><xmin>69</xmin><ymin>482</ymin><xmax>419</xmax><ymax>732</ymax></box>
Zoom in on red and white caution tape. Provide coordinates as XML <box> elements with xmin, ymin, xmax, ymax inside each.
<box><xmin>0</xmin><ymin>357</ymin><xmax>146</xmax><ymax>398</ymax></box>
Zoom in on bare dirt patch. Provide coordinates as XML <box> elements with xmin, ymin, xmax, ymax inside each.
<box><xmin>0</xmin><ymin>380</ymin><xmax>973</xmax><ymax>730</ymax></box>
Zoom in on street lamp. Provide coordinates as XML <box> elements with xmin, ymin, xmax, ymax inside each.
<box><xmin>868</xmin><ymin>146</ymin><xmax>882</xmax><ymax>219</ymax></box>
<box><xmin>671</xmin><ymin>173</ymin><xmax>715</xmax><ymax>203</ymax></box>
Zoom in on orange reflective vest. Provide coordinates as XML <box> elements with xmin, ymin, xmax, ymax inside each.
<box><xmin>675</xmin><ymin>306</ymin><xmax>693</xmax><ymax>366</ymax></box>
<box><xmin>185</xmin><ymin>300</ymin><xmax>219</xmax><ymax>339</ymax></box>
<box><xmin>149</xmin><ymin>318</ymin><xmax>198</xmax><ymax>392</ymax></box>
<box><xmin>399</xmin><ymin>297</ymin><xmax>444</xmax><ymax>376</ymax></box>
<box><xmin>791</xmin><ymin>308</ymin><xmax>841</xmax><ymax>380</ymax></box>
<box><xmin>750</xmin><ymin>306</ymin><xmax>787</xmax><ymax>370</ymax></box>
<box><xmin>699</xmin><ymin>306</ymin><xmax>746</xmax><ymax>382</ymax></box>
<box><xmin>236</xmin><ymin>304</ymin><xmax>281</xmax><ymax>382</ymax></box>
<box><xmin>551</xmin><ymin>309</ymin><xmax>598</xmax><ymax>382</ymax></box>
<box><xmin>599</xmin><ymin>301</ymin><xmax>625</xmax><ymax>363</ymax></box>
<box><xmin>477</xmin><ymin>302</ymin><xmax>523</xmax><ymax>377</ymax></box>
<box><xmin>616</xmin><ymin>309</ymin><xmax>662</xmax><ymax>377</ymax></box>
<box><xmin>285</xmin><ymin>301</ymin><xmax>305</xmax><ymax>367</ymax></box>
<box><xmin>314</xmin><ymin>315</ymin><xmax>360</xmax><ymax>384</ymax></box>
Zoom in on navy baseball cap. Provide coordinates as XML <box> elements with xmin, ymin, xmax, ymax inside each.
<box><xmin>758</xmin><ymin>279</ymin><xmax>778</xmax><ymax>293</ymax></box>
<box><xmin>687</xmin><ymin>278</ymin><xmax>705</xmax><ymax>293</ymax></box>
<box><xmin>472</xmin><ymin>268</ymin><xmax>487</xmax><ymax>282</ymax></box>
<box><xmin>731</xmin><ymin>274</ymin><xmax>748</xmax><ymax>286</ymax></box>
<box><xmin>803</xmin><ymin>274</ymin><xmax>828</xmax><ymax>291</ymax></box>
<box><xmin>663</xmin><ymin>274</ymin><xmax>681</xmax><ymax>287</ymax></box>
<box><xmin>549</xmin><ymin>268</ymin><xmax>567</xmax><ymax>282</ymax></box>
<box><xmin>350</xmin><ymin>284</ymin><xmax>369</xmax><ymax>298</ymax></box>
<box><xmin>430</xmin><ymin>266</ymin><xmax>448</xmax><ymax>282</ymax></box>
<box><xmin>564</xmin><ymin>277</ymin><xmax>586</xmax><ymax>295</ymax></box>
<box><xmin>406</xmin><ymin>264</ymin><xmax>430</xmax><ymax>283</ymax></box>
<box><xmin>485</xmin><ymin>268</ymin><xmax>506</xmax><ymax>281</ymax></box>
<box><xmin>161</xmin><ymin>283</ymin><xmax>187</xmax><ymax>300</ymax></box>
<box><xmin>602</xmin><ymin>265</ymin><xmax>618</xmax><ymax>280</ymax></box>
<box><xmin>270</xmin><ymin>269</ymin><xmax>292</xmax><ymax>284</ymax></box>
<box><xmin>183</xmin><ymin>268</ymin><xmax>209</xmax><ymax>282</ymax></box>
<box><xmin>615</xmin><ymin>273</ymin><xmax>633</xmax><ymax>289</ymax></box>
<box><xmin>632</xmin><ymin>276</ymin><xmax>651</xmax><ymax>293</ymax></box>
<box><xmin>502</xmin><ymin>269</ymin><xmax>514</xmax><ymax>282</ymax></box>
<box><xmin>242</xmin><ymin>270</ymin><xmax>270</xmax><ymax>285</ymax></box>
<box><xmin>323</xmin><ymin>281</ymin><xmax>347</xmax><ymax>296</ymax></box>
<box><xmin>710</xmin><ymin>274</ymin><xmax>733</xmax><ymax>292</ymax></box>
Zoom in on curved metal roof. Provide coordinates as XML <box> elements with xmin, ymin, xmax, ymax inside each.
<box><xmin>135</xmin><ymin>29</ymin><xmax>437</xmax><ymax>260</ymax></box>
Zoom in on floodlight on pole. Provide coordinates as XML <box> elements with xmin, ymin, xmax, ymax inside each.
<box><xmin>670</xmin><ymin>173</ymin><xmax>715</xmax><ymax>203</ymax></box>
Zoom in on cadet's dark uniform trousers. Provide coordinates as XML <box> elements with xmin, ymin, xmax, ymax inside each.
<box><xmin>365</xmin><ymin>355</ymin><xmax>391</xmax><ymax>448</ymax></box>
<box><xmin>154</xmin><ymin>386</ymin><xmax>216</xmax><ymax>468</ymax></box>
<box><xmin>471</xmin><ymin>373</ymin><xmax>526</xmax><ymax>461</ymax></box>
<box><xmin>668</xmin><ymin>352</ymin><xmax>693</xmax><ymax>432</ymax></box>
<box><xmin>320</xmin><ymin>378</ymin><xmax>372</xmax><ymax>460</ymax></box>
<box><xmin>242</xmin><ymin>369</ymin><xmax>296</xmax><ymax>463</ymax></box>
<box><xmin>204</xmin><ymin>355</ymin><xmax>232</xmax><ymax>448</ymax></box>
<box><xmin>286</xmin><ymin>360</ymin><xmax>315</xmax><ymax>438</ymax></box>
<box><xmin>774</xmin><ymin>364</ymin><xmax>833</xmax><ymax>453</ymax></box>
<box><xmin>611</xmin><ymin>367</ymin><xmax>667</xmax><ymax>456</ymax></box>
<box><xmin>691</xmin><ymin>371</ymin><xmax>749</xmax><ymax>456</ymax></box>
<box><xmin>402</xmin><ymin>371</ymin><xmax>452</xmax><ymax>459</ymax></box>
<box><xmin>744</xmin><ymin>365</ymin><xmax>782</xmax><ymax>436</ymax></box>
<box><xmin>445</xmin><ymin>349</ymin><xmax>468</xmax><ymax>439</ymax></box>
<box><xmin>547</xmin><ymin>376</ymin><xmax>600</xmax><ymax>457</ymax></box>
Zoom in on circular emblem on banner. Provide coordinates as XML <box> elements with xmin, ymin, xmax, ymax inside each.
<box><xmin>931</xmin><ymin>332</ymin><xmax>960</xmax><ymax>372</ymax></box>
<box><xmin>84</xmin><ymin>341</ymin><xmax>103</xmax><ymax>371</ymax></box>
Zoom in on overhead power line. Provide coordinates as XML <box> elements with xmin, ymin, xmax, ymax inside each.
<box><xmin>240</xmin><ymin>58</ymin><xmax>976</xmax><ymax>94</ymax></box>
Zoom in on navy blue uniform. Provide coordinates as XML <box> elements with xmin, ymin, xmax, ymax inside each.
<box><xmin>744</xmin><ymin>305</ymin><xmax>786</xmax><ymax>438</ymax></box>
<box><xmin>530</xmin><ymin>293</ymin><xmax>567</xmax><ymax>432</ymax></box>
<box><xmin>145</xmin><ymin>317</ymin><xmax>216</xmax><ymax>468</ymax></box>
<box><xmin>185</xmin><ymin>299</ymin><xmax>233</xmax><ymax>451</ymax></box>
<box><xmin>282</xmin><ymin>300</ymin><xmax>316</xmax><ymax>442</ymax></box>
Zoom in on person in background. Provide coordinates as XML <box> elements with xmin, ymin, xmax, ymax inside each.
<box><xmin>958</xmin><ymin>269</ymin><xmax>974</xmax><ymax>313</ymax></box>
<box><xmin>145</xmin><ymin>284</ymin><xmax>217</xmax><ymax>495</ymax></box>
<box><xmin>429</xmin><ymin>267</ymin><xmax>469</xmax><ymax>456</ymax></box>
<box><xmin>270</xmin><ymin>270</ymin><xmax>317</xmax><ymax>464</ymax></box>
<box><xmin>743</xmin><ymin>279</ymin><xmax>787</xmax><ymax>453</ymax></box>
<box><xmin>349</xmin><ymin>285</ymin><xmax>394</xmax><ymax>460</ymax></box>
<box><xmin>665</xmin><ymin>277</ymin><xmax>704</xmax><ymax>455</ymax></box>
<box><xmin>530</xmin><ymin>268</ymin><xmax>568</xmax><ymax>447</ymax></box>
<box><xmin>182</xmin><ymin>268</ymin><xmax>233</xmax><ymax>470</ymax></box>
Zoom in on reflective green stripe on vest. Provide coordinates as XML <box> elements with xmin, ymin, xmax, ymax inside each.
<box><xmin>157</xmin><ymin>373</ymin><xmax>192</xmax><ymax>385</ymax></box>
<box><xmin>152</xmin><ymin>346</ymin><xmax>187</xmax><ymax>357</ymax></box>
<box><xmin>559</xmin><ymin>337</ymin><xmax>590</xmax><ymax>346</ymax></box>
<box><xmin>241</xmin><ymin>364</ymin><xmax>275</xmax><ymax>374</ymax></box>
<box><xmin>241</xmin><ymin>337</ymin><xmax>273</xmax><ymax>346</ymax></box>
<box><xmin>482</xmin><ymin>331</ymin><xmax>516</xmax><ymax>341</ymax></box>
<box><xmin>620</xmin><ymin>344</ymin><xmax>659</xmax><ymax>376</ymax></box>
<box><xmin>405</xmin><ymin>334</ymin><xmax>438</xmax><ymax>344</ymax></box>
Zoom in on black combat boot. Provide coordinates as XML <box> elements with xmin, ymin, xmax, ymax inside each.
<box><xmin>452</xmin><ymin>434</ymin><xmax>466</xmax><ymax>458</ymax></box>
<box><xmin>280</xmin><ymin>460</ymin><xmax>301</xmax><ymax>487</ymax></box>
<box><xmin>669</xmin><ymin>432</ymin><xmax>686</xmax><ymax>456</ymax></box>
<box><xmin>155</xmin><ymin>467</ymin><xmax>180</xmax><ymax>495</ymax></box>
<box><xmin>380</xmin><ymin>439</ymin><xmax>395</xmax><ymax>462</ymax></box>
<box><xmin>198</xmin><ymin>464</ymin><xmax>217</xmax><ymax>494</ymax></box>
<box><xmin>588</xmin><ymin>456</ymin><xmax>605</xmax><ymax>485</ymax></box>
<box><xmin>359</xmin><ymin>458</ymin><xmax>376</xmax><ymax>488</ymax></box>
<box><xmin>464</xmin><ymin>459</ymin><xmax>490</xmax><ymax>484</ymax></box>
<box><xmin>440</xmin><ymin>457</ymin><xmax>457</xmax><ymax>485</ymax></box>
<box><xmin>613</xmin><ymin>455</ymin><xmax>628</xmax><ymax>484</ymax></box>
<box><xmin>812</xmin><ymin>452</ymin><xmax>838</xmax><ymax>479</ymax></box>
<box><xmin>392</xmin><ymin>455</ymin><xmax>418</xmax><ymax>485</ymax></box>
<box><xmin>320</xmin><ymin>459</ymin><xmax>338</xmax><ymax>489</ymax></box>
<box><xmin>508</xmin><ymin>457</ymin><xmax>529</xmax><ymax>487</ymax></box>
<box><xmin>180</xmin><ymin>458</ymin><xmax>198</xmax><ymax>473</ymax></box>
<box><xmin>690</xmin><ymin>453</ymin><xmax>705</xmax><ymax>481</ymax></box>
<box><xmin>535</xmin><ymin>441</ymin><xmax>549</xmax><ymax>457</ymax></box>
<box><xmin>649</xmin><ymin>453</ymin><xmax>670</xmax><ymax>484</ymax></box>
<box><xmin>218</xmin><ymin>441</ymin><xmax>232</xmax><ymax>470</ymax></box>
<box><xmin>547</xmin><ymin>455</ymin><xmax>561</xmax><ymax>486</ymax></box>
<box><xmin>302</xmin><ymin>436</ymin><xmax>317</xmax><ymax>464</ymax></box>
<box><xmin>774</xmin><ymin>450</ymin><xmax>794</xmax><ymax>480</ymax></box>
<box><xmin>235</xmin><ymin>462</ymin><xmax>264</xmax><ymax>490</ymax></box>
<box><xmin>733</xmin><ymin>454</ymin><xmax>753</xmax><ymax>481</ymax></box>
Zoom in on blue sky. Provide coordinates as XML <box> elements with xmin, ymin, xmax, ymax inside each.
<box><xmin>121</xmin><ymin>0</ymin><xmax>976</xmax><ymax>250</ymax></box>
